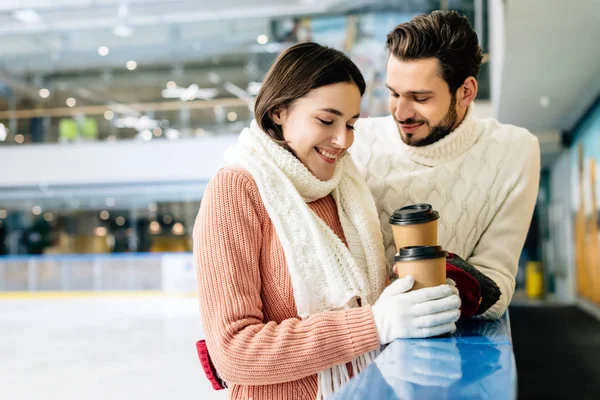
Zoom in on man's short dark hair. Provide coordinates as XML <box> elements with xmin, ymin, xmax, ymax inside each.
<box><xmin>386</xmin><ymin>10</ymin><xmax>483</xmax><ymax>94</ymax></box>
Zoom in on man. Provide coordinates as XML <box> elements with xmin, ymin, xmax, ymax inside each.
<box><xmin>352</xmin><ymin>10</ymin><xmax>540</xmax><ymax>320</ymax></box>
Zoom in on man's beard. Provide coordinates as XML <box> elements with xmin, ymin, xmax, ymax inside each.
<box><xmin>396</xmin><ymin>95</ymin><xmax>458</xmax><ymax>147</ymax></box>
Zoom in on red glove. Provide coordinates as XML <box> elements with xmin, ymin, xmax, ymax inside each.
<box><xmin>446</xmin><ymin>253</ymin><xmax>501</xmax><ymax>318</ymax></box>
<box><xmin>446</xmin><ymin>258</ymin><xmax>481</xmax><ymax>317</ymax></box>
<box><xmin>196</xmin><ymin>340</ymin><xmax>227</xmax><ymax>390</ymax></box>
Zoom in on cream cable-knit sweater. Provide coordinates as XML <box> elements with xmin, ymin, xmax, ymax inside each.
<box><xmin>351</xmin><ymin>107</ymin><xmax>541</xmax><ymax>319</ymax></box>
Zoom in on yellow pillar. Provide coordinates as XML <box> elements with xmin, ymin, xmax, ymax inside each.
<box><xmin>526</xmin><ymin>261</ymin><xmax>544</xmax><ymax>299</ymax></box>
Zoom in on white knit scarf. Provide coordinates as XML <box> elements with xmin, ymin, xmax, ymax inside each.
<box><xmin>224</xmin><ymin>121</ymin><xmax>387</xmax><ymax>399</ymax></box>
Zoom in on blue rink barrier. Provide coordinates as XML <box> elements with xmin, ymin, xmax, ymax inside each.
<box><xmin>333</xmin><ymin>312</ymin><xmax>516</xmax><ymax>400</ymax></box>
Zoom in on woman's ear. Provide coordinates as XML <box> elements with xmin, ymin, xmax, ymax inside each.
<box><xmin>269</xmin><ymin>106</ymin><xmax>287</xmax><ymax>125</ymax></box>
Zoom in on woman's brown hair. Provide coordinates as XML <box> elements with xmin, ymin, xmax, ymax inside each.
<box><xmin>254</xmin><ymin>42</ymin><xmax>366</xmax><ymax>143</ymax></box>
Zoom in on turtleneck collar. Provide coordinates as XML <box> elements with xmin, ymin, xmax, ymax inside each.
<box><xmin>396</xmin><ymin>105</ymin><xmax>482</xmax><ymax>167</ymax></box>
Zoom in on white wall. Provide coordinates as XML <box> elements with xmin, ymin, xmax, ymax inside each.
<box><xmin>0</xmin><ymin>135</ymin><xmax>238</xmax><ymax>187</ymax></box>
<box><xmin>497</xmin><ymin>0</ymin><xmax>600</xmax><ymax>131</ymax></box>
<box><xmin>549</xmin><ymin>150</ymin><xmax>576</xmax><ymax>303</ymax></box>
<box><xmin>488</xmin><ymin>0</ymin><xmax>505</xmax><ymax>118</ymax></box>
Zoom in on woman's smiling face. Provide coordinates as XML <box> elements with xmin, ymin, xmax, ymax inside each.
<box><xmin>271</xmin><ymin>82</ymin><xmax>362</xmax><ymax>181</ymax></box>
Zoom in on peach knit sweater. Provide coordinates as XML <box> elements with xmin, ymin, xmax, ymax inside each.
<box><xmin>194</xmin><ymin>167</ymin><xmax>381</xmax><ymax>400</ymax></box>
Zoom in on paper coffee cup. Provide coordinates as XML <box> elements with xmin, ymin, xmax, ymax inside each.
<box><xmin>389</xmin><ymin>204</ymin><xmax>440</xmax><ymax>252</ymax></box>
<box><xmin>395</xmin><ymin>245</ymin><xmax>447</xmax><ymax>290</ymax></box>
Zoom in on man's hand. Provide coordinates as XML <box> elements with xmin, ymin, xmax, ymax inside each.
<box><xmin>446</xmin><ymin>253</ymin><xmax>501</xmax><ymax>317</ymax></box>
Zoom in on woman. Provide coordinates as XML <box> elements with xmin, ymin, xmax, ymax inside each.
<box><xmin>194</xmin><ymin>42</ymin><xmax>461</xmax><ymax>400</ymax></box>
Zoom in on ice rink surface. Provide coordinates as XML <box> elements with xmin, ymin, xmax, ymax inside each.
<box><xmin>1</xmin><ymin>295</ymin><xmax>227</xmax><ymax>400</ymax></box>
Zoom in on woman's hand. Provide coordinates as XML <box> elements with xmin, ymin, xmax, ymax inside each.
<box><xmin>371</xmin><ymin>275</ymin><xmax>461</xmax><ymax>344</ymax></box>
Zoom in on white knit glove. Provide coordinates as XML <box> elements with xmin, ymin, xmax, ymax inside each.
<box><xmin>371</xmin><ymin>275</ymin><xmax>461</xmax><ymax>344</ymax></box>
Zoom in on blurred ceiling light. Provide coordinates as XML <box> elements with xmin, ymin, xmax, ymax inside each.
<box><xmin>66</xmin><ymin>97</ymin><xmax>77</xmax><ymax>107</ymax></box>
<box><xmin>13</xmin><ymin>9</ymin><xmax>41</xmax><ymax>24</ymax></box>
<box><xmin>114</xmin><ymin>118</ymin><xmax>126</xmax><ymax>129</ymax></box>
<box><xmin>100</xmin><ymin>210</ymin><xmax>110</xmax><ymax>220</ymax></box>
<box><xmin>207</xmin><ymin>72</ymin><xmax>221</xmax><ymax>84</ymax></box>
<box><xmin>167</xmin><ymin>81</ymin><xmax>177</xmax><ymax>89</ymax></box>
<box><xmin>153</xmin><ymin>127</ymin><xmax>163</xmax><ymax>137</ymax></box>
<box><xmin>150</xmin><ymin>221</ymin><xmax>161</xmax><ymax>234</ymax></box>
<box><xmin>0</xmin><ymin>209</ymin><xmax>7</xmax><ymax>219</ymax></box>
<box><xmin>104</xmin><ymin>110</ymin><xmax>114</xmax><ymax>120</ymax></box>
<box><xmin>180</xmin><ymin>84</ymin><xmax>200</xmax><ymax>101</ymax></box>
<box><xmin>115</xmin><ymin>115</ymin><xmax>159</xmax><ymax>131</ymax></box>
<box><xmin>106</xmin><ymin>198</ymin><xmax>116</xmax><ymax>207</ymax></box>
<box><xmin>165</xmin><ymin>129</ymin><xmax>179</xmax><ymax>140</ymax></box>
<box><xmin>15</xmin><ymin>134</ymin><xmax>25</xmax><ymax>144</ymax></box>
<box><xmin>111</xmin><ymin>104</ymin><xmax>136</xmax><ymax>116</ymax></box>
<box><xmin>120</xmin><ymin>117</ymin><xmax>135</xmax><ymax>128</ymax></box>
<box><xmin>224</xmin><ymin>81</ymin><xmax>253</xmax><ymax>105</ymax></box>
<box><xmin>43</xmin><ymin>212</ymin><xmax>53</xmax><ymax>222</ymax></box>
<box><xmin>140</xmin><ymin>130</ymin><xmax>152</xmax><ymax>141</ymax></box>
<box><xmin>32</xmin><ymin>206</ymin><xmax>42</xmax><ymax>215</ymax></box>
<box><xmin>148</xmin><ymin>203</ymin><xmax>158</xmax><ymax>212</ymax></box>
<box><xmin>172</xmin><ymin>222</ymin><xmax>185</xmax><ymax>235</ymax></box>
<box><xmin>39</xmin><ymin>88</ymin><xmax>50</xmax><ymax>98</ymax></box>
<box><xmin>113</xmin><ymin>24</ymin><xmax>133</xmax><ymax>37</ymax></box>
<box><xmin>257</xmin><ymin>34</ymin><xmax>269</xmax><ymax>45</ymax></box>
<box><xmin>163</xmin><ymin>215</ymin><xmax>173</xmax><ymax>224</ymax></box>
<box><xmin>137</xmin><ymin>115</ymin><xmax>158</xmax><ymax>131</ymax></box>
<box><xmin>95</xmin><ymin>226</ymin><xmax>108</xmax><ymax>237</ymax></box>
<box><xmin>116</xmin><ymin>216</ymin><xmax>126</xmax><ymax>226</ymax></box>
<box><xmin>161</xmin><ymin>86</ymin><xmax>218</xmax><ymax>101</ymax></box>
<box><xmin>98</xmin><ymin>46</ymin><xmax>110</xmax><ymax>56</ymax></box>
<box><xmin>126</xmin><ymin>60</ymin><xmax>138</xmax><ymax>71</ymax></box>
<box><xmin>540</xmin><ymin>96</ymin><xmax>551</xmax><ymax>108</ymax></box>
<box><xmin>247</xmin><ymin>81</ymin><xmax>262</xmax><ymax>96</ymax></box>
<box><xmin>227</xmin><ymin>112</ymin><xmax>238</xmax><ymax>122</ymax></box>
<box><xmin>0</xmin><ymin>123</ymin><xmax>6</xmax><ymax>142</ymax></box>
